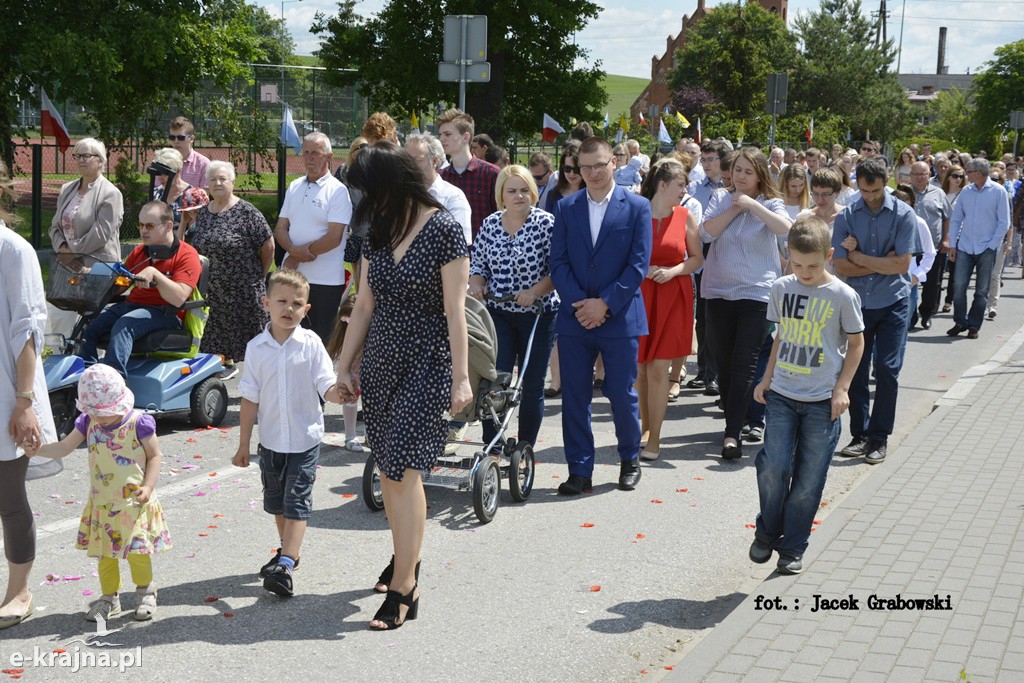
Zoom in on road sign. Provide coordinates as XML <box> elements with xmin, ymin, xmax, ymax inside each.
<box><xmin>765</xmin><ymin>73</ymin><xmax>788</xmax><ymax>116</ymax></box>
<box><xmin>438</xmin><ymin>62</ymin><xmax>491</xmax><ymax>83</ymax></box>
<box><xmin>443</xmin><ymin>15</ymin><xmax>487</xmax><ymax>62</ymax></box>
<box><xmin>1010</xmin><ymin>111</ymin><xmax>1024</xmax><ymax>129</ymax></box>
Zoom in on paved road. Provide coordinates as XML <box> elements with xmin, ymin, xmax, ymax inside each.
<box><xmin>3</xmin><ymin>273</ymin><xmax>1023</xmax><ymax>682</ymax></box>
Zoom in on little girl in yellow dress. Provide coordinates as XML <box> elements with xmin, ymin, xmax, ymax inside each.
<box><xmin>27</xmin><ymin>364</ymin><xmax>171</xmax><ymax>621</ymax></box>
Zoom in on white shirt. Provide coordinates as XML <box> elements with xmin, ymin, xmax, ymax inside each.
<box><xmin>586</xmin><ymin>186</ymin><xmax>614</xmax><ymax>247</ymax></box>
<box><xmin>238</xmin><ymin>325</ymin><xmax>337</xmax><ymax>453</ymax></box>
<box><xmin>279</xmin><ymin>172</ymin><xmax>352</xmax><ymax>285</ymax></box>
<box><xmin>429</xmin><ymin>175</ymin><xmax>472</xmax><ymax>245</ymax></box>
<box><xmin>910</xmin><ymin>215</ymin><xmax>937</xmax><ymax>283</ymax></box>
<box><xmin>1</xmin><ymin>223</ymin><xmax>57</xmax><ymax>461</ymax></box>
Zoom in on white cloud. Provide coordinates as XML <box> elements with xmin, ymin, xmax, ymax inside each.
<box><xmin>267</xmin><ymin>0</ymin><xmax>1021</xmax><ymax>79</ymax></box>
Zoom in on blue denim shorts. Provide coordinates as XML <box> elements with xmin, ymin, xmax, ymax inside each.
<box><xmin>258</xmin><ymin>444</ymin><xmax>319</xmax><ymax>521</ymax></box>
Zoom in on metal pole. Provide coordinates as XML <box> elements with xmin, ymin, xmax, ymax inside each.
<box><xmin>769</xmin><ymin>112</ymin><xmax>777</xmax><ymax>149</ymax></box>
<box><xmin>1015</xmin><ymin>127</ymin><xmax>1020</xmax><ymax>159</ymax></box>
<box><xmin>459</xmin><ymin>16</ymin><xmax>468</xmax><ymax>111</ymax></box>
<box><xmin>896</xmin><ymin>0</ymin><xmax>907</xmax><ymax>72</ymax></box>
<box><xmin>31</xmin><ymin>144</ymin><xmax>42</xmax><ymax>249</ymax></box>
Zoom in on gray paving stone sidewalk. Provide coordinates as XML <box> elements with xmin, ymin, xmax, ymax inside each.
<box><xmin>667</xmin><ymin>344</ymin><xmax>1024</xmax><ymax>683</ymax></box>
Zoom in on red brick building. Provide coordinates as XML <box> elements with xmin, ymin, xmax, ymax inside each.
<box><xmin>630</xmin><ymin>0</ymin><xmax>789</xmax><ymax>123</ymax></box>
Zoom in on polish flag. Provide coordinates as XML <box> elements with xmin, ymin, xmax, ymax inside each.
<box><xmin>41</xmin><ymin>88</ymin><xmax>71</xmax><ymax>154</ymax></box>
<box><xmin>542</xmin><ymin>113</ymin><xmax>565</xmax><ymax>143</ymax></box>
<box><xmin>638</xmin><ymin>112</ymin><xmax>647</xmax><ymax>126</ymax></box>
<box><xmin>806</xmin><ymin>116</ymin><xmax>814</xmax><ymax>144</ymax></box>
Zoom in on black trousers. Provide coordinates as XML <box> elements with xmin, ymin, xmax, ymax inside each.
<box><xmin>302</xmin><ymin>283</ymin><xmax>344</xmax><ymax>347</ymax></box>
<box><xmin>919</xmin><ymin>252</ymin><xmax>948</xmax><ymax>322</ymax></box>
<box><xmin>706</xmin><ymin>298</ymin><xmax>772</xmax><ymax>441</ymax></box>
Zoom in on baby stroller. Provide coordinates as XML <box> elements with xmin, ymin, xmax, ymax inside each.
<box><xmin>361</xmin><ymin>295</ymin><xmax>543</xmax><ymax>524</ymax></box>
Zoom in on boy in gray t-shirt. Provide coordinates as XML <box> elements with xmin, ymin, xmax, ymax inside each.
<box><xmin>749</xmin><ymin>216</ymin><xmax>866</xmax><ymax>575</ymax></box>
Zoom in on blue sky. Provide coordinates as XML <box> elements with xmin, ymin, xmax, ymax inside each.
<box><xmin>266</xmin><ymin>0</ymin><xmax>1022</xmax><ymax>79</ymax></box>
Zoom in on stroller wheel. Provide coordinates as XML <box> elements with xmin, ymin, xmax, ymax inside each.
<box><xmin>508</xmin><ymin>442</ymin><xmax>535</xmax><ymax>502</ymax></box>
<box><xmin>362</xmin><ymin>454</ymin><xmax>384</xmax><ymax>511</ymax></box>
<box><xmin>473</xmin><ymin>459</ymin><xmax>501</xmax><ymax>524</ymax></box>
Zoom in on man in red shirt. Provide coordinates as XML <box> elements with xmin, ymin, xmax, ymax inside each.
<box><xmin>80</xmin><ymin>201</ymin><xmax>201</xmax><ymax>375</ymax></box>
<box><xmin>437</xmin><ymin>108</ymin><xmax>498</xmax><ymax>242</ymax></box>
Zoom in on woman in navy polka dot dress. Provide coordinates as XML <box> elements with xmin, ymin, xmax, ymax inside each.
<box><xmin>335</xmin><ymin>142</ymin><xmax>471</xmax><ymax>631</ymax></box>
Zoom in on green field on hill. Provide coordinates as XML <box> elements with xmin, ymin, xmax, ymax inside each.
<box><xmin>601</xmin><ymin>74</ymin><xmax>649</xmax><ymax>121</ymax></box>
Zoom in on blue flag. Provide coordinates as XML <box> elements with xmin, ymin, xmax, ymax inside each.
<box><xmin>281</xmin><ymin>105</ymin><xmax>302</xmax><ymax>153</ymax></box>
<box><xmin>658</xmin><ymin>118</ymin><xmax>672</xmax><ymax>145</ymax></box>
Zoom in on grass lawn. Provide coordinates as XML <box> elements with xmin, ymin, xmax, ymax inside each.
<box><xmin>602</xmin><ymin>74</ymin><xmax>649</xmax><ymax>120</ymax></box>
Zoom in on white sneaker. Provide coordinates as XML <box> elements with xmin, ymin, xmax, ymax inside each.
<box><xmin>85</xmin><ymin>594</ymin><xmax>122</xmax><ymax>622</ymax></box>
<box><xmin>134</xmin><ymin>586</ymin><xmax>157</xmax><ymax>621</ymax></box>
<box><xmin>345</xmin><ymin>438</ymin><xmax>364</xmax><ymax>453</ymax></box>
<box><xmin>444</xmin><ymin>423</ymin><xmax>469</xmax><ymax>454</ymax></box>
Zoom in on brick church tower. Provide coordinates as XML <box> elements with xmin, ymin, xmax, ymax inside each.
<box><xmin>630</xmin><ymin>0</ymin><xmax>789</xmax><ymax>122</ymax></box>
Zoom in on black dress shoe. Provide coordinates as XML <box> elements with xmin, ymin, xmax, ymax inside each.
<box><xmin>864</xmin><ymin>441</ymin><xmax>887</xmax><ymax>464</ymax></box>
<box><xmin>967</xmin><ymin>329</ymin><xmax>979</xmax><ymax>339</ymax></box>
<box><xmin>910</xmin><ymin>312</ymin><xmax>919</xmax><ymax>328</ymax></box>
<box><xmin>618</xmin><ymin>458</ymin><xmax>641</xmax><ymax>490</ymax></box>
<box><xmin>921</xmin><ymin>317</ymin><xmax>932</xmax><ymax>330</ymax></box>
<box><xmin>557</xmin><ymin>474</ymin><xmax>592</xmax><ymax>495</ymax></box>
<box><xmin>722</xmin><ymin>443</ymin><xmax>743</xmax><ymax>459</ymax></box>
<box><xmin>685</xmin><ymin>378</ymin><xmax>707</xmax><ymax>389</ymax></box>
<box><xmin>947</xmin><ymin>324</ymin><xmax>967</xmax><ymax>336</ymax></box>
<box><xmin>703</xmin><ymin>379</ymin><xmax>720</xmax><ymax>396</ymax></box>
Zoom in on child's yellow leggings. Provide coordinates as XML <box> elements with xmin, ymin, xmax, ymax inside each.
<box><xmin>98</xmin><ymin>555</ymin><xmax>153</xmax><ymax>595</ymax></box>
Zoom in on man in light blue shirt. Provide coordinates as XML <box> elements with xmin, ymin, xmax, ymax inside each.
<box><xmin>947</xmin><ymin>158</ymin><xmax>1011</xmax><ymax>338</ymax></box>
<box><xmin>832</xmin><ymin>158</ymin><xmax>921</xmax><ymax>465</ymax></box>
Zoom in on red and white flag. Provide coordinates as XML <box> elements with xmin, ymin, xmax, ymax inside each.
<box><xmin>542</xmin><ymin>113</ymin><xmax>565</xmax><ymax>143</ymax></box>
<box><xmin>696</xmin><ymin>117</ymin><xmax>702</xmax><ymax>144</ymax></box>
<box><xmin>41</xmin><ymin>88</ymin><xmax>71</xmax><ymax>154</ymax></box>
<box><xmin>638</xmin><ymin>112</ymin><xmax>647</xmax><ymax>126</ymax></box>
<box><xmin>806</xmin><ymin>116</ymin><xmax>814</xmax><ymax>145</ymax></box>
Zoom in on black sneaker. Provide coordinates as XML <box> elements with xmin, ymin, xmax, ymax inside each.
<box><xmin>864</xmin><ymin>441</ymin><xmax>887</xmax><ymax>465</ymax></box>
<box><xmin>749</xmin><ymin>537</ymin><xmax>773</xmax><ymax>564</ymax></box>
<box><xmin>839</xmin><ymin>437</ymin><xmax>868</xmax><ymax>457</ymax></box>
<box><xmin>263</xmin><ymin>563</ymin><xmax>294</xmax><ymax>597</ymax></box>
<box><xmin>777</xmin><ymin>555</ymin><xmax>803</xmax><ymax>574</ymax></box>
<box><xmin>260</xmin><ymin>548</ymin><xmax>300</xmax><ymax>578</ymax></box>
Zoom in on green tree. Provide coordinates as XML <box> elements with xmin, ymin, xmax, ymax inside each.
<box><xmin>311</xmin><ymin>0</ymin><xmax>607</xmax><ymax>139</ymax></box>
<box><xmin>2</xmin><ymin>0</ymin><xmax>270</xmax><ymax>165</ymax></box>
<box><xmin>972</xmin><ymin>40</ymin><xmax>1024</xmax><ymax>144</ymax></box>
<box><xmin>790</xmin><ymin>0</ymin><xmax>914</xmax><ymax>140</ymax></box>
<box><xmin>668</xmin><ymin>4</ymin><xmax>797</xmax><ymax>120</ymax></box>
<box><xmin>923</xmin><ymin>87</ymin><xmax>978</xmax><ymax>148</ymax></box>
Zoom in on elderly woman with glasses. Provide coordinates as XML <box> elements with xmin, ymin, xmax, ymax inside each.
<box><xmin>469</xmin><ymin>165</ymin><xmax>559</xmax><ymax>450</ymax></box>
<box><xmin>49</xmin><ymin>138</ymin><xmax>123</xmax><ymax>263</ymax></box>
<box><xmin>149</xmin><ymin>147</ymin><xmax>198</xmax><ymax>240</ymax></box>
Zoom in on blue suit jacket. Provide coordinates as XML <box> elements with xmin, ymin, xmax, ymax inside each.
<box><xmin>550</xmin><ymin>185</ymin><xmax>652</xmax><ymax>338</ymax></box>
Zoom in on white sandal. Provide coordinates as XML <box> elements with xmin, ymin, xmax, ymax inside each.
<box><xmin>134</xmin><ymin>586</ymin><xmax>157</xmax><ymax>621</ymax></box>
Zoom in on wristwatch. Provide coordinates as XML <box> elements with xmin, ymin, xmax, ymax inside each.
<box><xmin>15</xmin><ymin>390</ymin><xmax>34</xmax><ymax>401</ymax></box>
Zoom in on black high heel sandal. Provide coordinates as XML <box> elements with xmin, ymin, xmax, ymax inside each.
<box><xmin>374</xmin><ymin>557</ymin><xmax>421</xmax><ymax>594</ymax></box>
<box><xmin>370</xmin><ymin>583</ymin><xmax>419</xmax><ymax>630</ymax></box>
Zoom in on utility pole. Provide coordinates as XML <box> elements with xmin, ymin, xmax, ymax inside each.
<box><xmin>873</xmin><ymin>0</ymin><xmax>890</xmax><ymax>48</ymax></box>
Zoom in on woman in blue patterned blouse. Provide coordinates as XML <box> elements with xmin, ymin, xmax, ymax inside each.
<box><xmin>469</xmin><ymin>165</ymin><xmax>560</xmax><ymax>449</ymax></box>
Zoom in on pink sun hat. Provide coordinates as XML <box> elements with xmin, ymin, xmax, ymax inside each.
<box><xmin>76</xmin><ymin>364</ymin><xmax>135</xmax><ymax>417</ymax></box>
<box><xmin>178</xmin><ymin>187</ymin><xmax>209</xmax><ymax>212</ymax></box>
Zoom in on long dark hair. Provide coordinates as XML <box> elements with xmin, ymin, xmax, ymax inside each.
<box><xmin>554</xmin><ymin>142</ymin><xmax>585</xmax><ymax>197</ymax></box>
<box><xmin>346</xmin><ymin>141</ymin><xmax>443</xmax><ymax>252</ymax></box>
<box><xmin>640</xmin><ymin>158</ymin><xmax>689</xmax><ymax>201</ymax></box>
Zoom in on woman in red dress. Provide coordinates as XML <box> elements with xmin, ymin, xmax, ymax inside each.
<box><xmin>637</xmin><ymin>159</ymin><xmax>703</xmax><ymax>461</ymax></box>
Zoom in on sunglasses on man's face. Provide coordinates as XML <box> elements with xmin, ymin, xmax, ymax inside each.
<box><xmin>168</xmin><ymin>134</ymin><xmax>191</xmax><ymax>141</ymax></box>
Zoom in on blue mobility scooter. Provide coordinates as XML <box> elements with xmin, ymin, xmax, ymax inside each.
<box><xmin>44</xmin><ymin>253</ymin><xmax>227</xmax><ymax>438</ymax></box>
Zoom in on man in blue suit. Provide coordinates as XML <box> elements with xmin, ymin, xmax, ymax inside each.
<box><xmin>550</xmin><ymin>136</ymin><xmax>653</xmax><ymax>494</ymax></box>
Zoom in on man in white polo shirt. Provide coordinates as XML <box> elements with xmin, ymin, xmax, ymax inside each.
<box><xmin>405</xmin><ymin>132</ymin><xmax>472</xmax><ymax>245</ymax></box>
<box><xmin>274</xmin><ymin>132</ymin><xmax>352</xmax><ymax>344</ymax></box>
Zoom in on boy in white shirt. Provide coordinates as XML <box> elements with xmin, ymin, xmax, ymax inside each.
<box><xmin>233</xmin><ymin>269</ymin><xmax>342</xmax><ymax>597</ymax></box>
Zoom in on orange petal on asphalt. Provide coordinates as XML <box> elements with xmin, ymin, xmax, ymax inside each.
<box><xmin>341</xmin><ymin>493</ymin><xmax>355</xmax><ymax>498</ymax></box>
<box><xmin>208</xmin><ymin>525</ymin><xmax>218</xmax><ymax>529</ymax></box>
<box><xmin>636</xmin><ymin>533</ymin><xmax>645</xmax><ymax>539</ymax></box>
<box><xmin>186</xmin><ymin>438</ymin><xmax>197</xmax><ymax>443</ymax></box>
<box><xmin>204</xmin><ymin>597</ymin><xmax>219</xmax><ymax>602</ymax></box>
<box><xmin>676</xmin><ymin>488</ymin><xmax>689</xmax><ymax>493</ymax></box>
<box><xmin>213</xmin><ymin>513</ymin><xmax>224</xmax><ymax>518</ymax></box>
<box><xmin>580</xmin><ymin>523</ymin><xmax>595</xmax><ymax>528</ymax></box>
<box><xmin>224</xmin><ymin>613</ymin><xmax>234</xmax><ymax>618</ymax></box>
<box><xmin>193</xmin><ymin>455</ymin><xmax>203</xmax><ymax>459</ymax></box>
<box><xmin>650</xmin><ymin>499</ymin><xmax>663</xmax><ymax>504</ymax></box>
<box><xmin>694</xmin><ymin>477</ymin><xmax>704</xmax><ymax>480</ymax></box>
<box><xmin>665</xmin><ymin>665</ymin><xmax>674</xmax><ymax>670</ymax></box>
<box><xmin>198</xmin><ymin>533</ymin><xmax>208</xmax><ymax>537</ymax></box>
<box><xmin>744</xmin><ymin>524</ymin><xmax>756</xmax><ymax>528</ymax></box>
<box><xmin>813</xmin><ymin>519</ymin><xmax>822</xmax><ymax>525</ymax></box>
<box><xmin>589</xmin><ymin>585</ymin><xmax>601</xmax><ymax>592</ymax></box>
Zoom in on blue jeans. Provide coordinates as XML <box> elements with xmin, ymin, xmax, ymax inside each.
<box><xmin>483</xmin><ymin>309</ymin><xmax>557</xmax><ymax>447</ymax></box>
<box><xmin>849</xmin><ymin>298</ymin><xmax>908</xmax><ymax>443</ymax></box>
<box><xmin>80</xmin><ymin>302</ymin><xmax>183</xmax><ymax>376</ymax></box>
<box><xmin>952</xmin><ymin>248</ymin><xmax>996</xmax><ymax>331</ymax></box>
<box><xmin>755</xmin><ymin>391</ymin><xmax>841</xmax><ymax>557</ymax></box>
<box><xmin>744</xmin><ymin>329</ymin><xmax>775</xmax><ymax>429</ymax></box>
<box><xmin>897</xmin><ymin>285</ymin><xmax>919</xmax><ymax>368</ymax></box>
